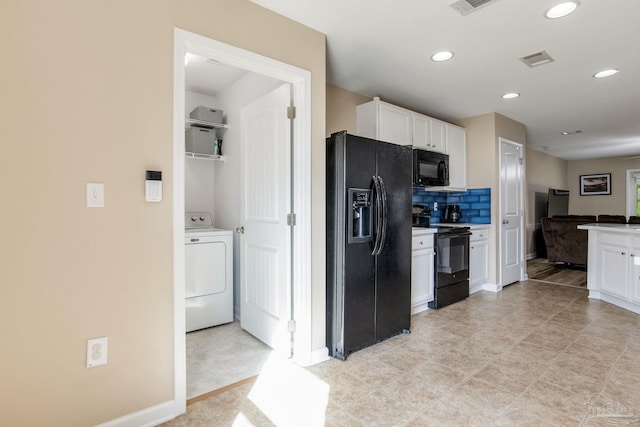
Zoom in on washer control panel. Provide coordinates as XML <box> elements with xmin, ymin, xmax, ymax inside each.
<box><xmin>185</xmin><ymin>212</ymin><xmax>213</xmax><ymax>229</ymax></box>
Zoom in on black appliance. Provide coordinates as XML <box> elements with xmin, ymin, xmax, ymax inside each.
<box><xmin>442</xmin><ymin>204</ymin><xmax>461</xmax><ymax>223</ymax></box>
<box><xmin>429</xmin><ymin>227</ymin><xmax>471</xmax><ymax>309</ymax></box>
<box><xmin>412</xmin><ymin>204</ymin><xmax>431</xmax><ymax>227</ymax></box>
<box><xmin>413</xmin><ymin>149</ymin><xmax>449</xmax><ymax>186</ymax></box>
<box><xmin>326</xmin><ymin>131</ymin><xmax>412</xmax><ymax>360</ymax></box>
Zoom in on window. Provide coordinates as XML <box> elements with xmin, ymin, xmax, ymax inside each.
<box><xmin>626</xmin><ymin>169</ymin><xmax>640</xmax><ymax>217</ymax></box>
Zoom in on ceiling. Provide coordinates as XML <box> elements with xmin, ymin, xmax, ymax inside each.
<box><xmin>185</xmin><ymin>54</ymin><xmax>248</xmax><ymax>96</ymax></box>
<box><xmin>247</xmin><ymin>0</ymin><xmax>640</xmax><ymax>160</ymax></box>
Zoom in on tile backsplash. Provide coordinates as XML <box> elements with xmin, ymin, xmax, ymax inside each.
<box><xmin>412</xmin><ymin>187</ymin><xmax>491</xmax><ymax>224</ymax></box>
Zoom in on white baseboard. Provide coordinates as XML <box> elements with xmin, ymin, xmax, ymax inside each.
<box><xmin>95</xmin><ymin>400</ymin><xmax>177</xmax><ymax>427</ymax></box>
<box><xmin>482</xmin><ymin>283</ymin><xmax>502</xmax><ymax>293</ymax></box>
<box><xmin>308</xmin><ymin>346</ymin><xmax>330</xmax><ymax>366</ymax></box>
<box><xmin>469</xmin><ymin>282</ymin><xmax>485</xmax><ymax>295</ymax></box>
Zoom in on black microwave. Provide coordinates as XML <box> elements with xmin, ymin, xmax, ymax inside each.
<box><xmin>413</xmin><ymin>149</ymin><xmax>449</xmax><ymax>186</ymax></box>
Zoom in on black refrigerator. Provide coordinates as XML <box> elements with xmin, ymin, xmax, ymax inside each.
<box><xmin>326</xmin><ymin>131</ymin><xmax>412</xmax><ymax>360</ymax></box>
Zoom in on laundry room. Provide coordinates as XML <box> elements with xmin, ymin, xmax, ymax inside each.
<box><xmin>183</xmin><ymin>52</ymin><xmax>287</xmax><ymax>399</ymax></box>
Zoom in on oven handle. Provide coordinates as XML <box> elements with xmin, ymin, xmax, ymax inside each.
<box><xmin>437</xmin><ymin>232</ymin><xmax>472</xmax><ymax>238</ymax></box>
<box><xmin>375</xmin><ymin>175</ymin><xmax>388</xmax><ymax>256</ymax></box>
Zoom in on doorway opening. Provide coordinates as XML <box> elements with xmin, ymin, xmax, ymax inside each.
<box><xmin>173</xmin><ymin>28</ymin><xmax>313</xmax><ymax>411</ymax></box>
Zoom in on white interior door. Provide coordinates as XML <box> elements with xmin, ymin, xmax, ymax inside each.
<box><xmin>240</xmin><ymin>84</ymin><xmax>292</xmax><ymax>354</ymax></box>
<box><xmin>500</xmin><ymin>139</ymin><xmax>524</xmax><ymax>286</ymax></box>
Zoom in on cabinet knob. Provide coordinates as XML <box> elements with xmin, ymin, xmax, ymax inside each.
<box><xmin>622</xmin><ymin>252</ymin><xmax>626</xmax><ymax>255</ymax></box>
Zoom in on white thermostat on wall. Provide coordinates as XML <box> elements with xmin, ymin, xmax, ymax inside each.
<box><xmin>145</xmin><ymin>170</ymin><xmax>162</xmax><ymax>202</ymax></box>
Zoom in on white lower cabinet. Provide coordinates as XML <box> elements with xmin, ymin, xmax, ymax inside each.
<box><xmin>469</xmin><ymin>226</ymin><xmax>489</xmax><ymax>292</ymax></box>
<box><xmin>411</xmin><ymin>232</ymin><xmax>435</xmax><ymax>314</ymax></box>
<box><xmin>582</xmin><ymin>226</ymin><xmax>640</xmax><ymax>313</ymax></box>
<box><xmin>597</xmin><ymin>233</ymin><xmax>629</xmax><ymax>298</ymax></box>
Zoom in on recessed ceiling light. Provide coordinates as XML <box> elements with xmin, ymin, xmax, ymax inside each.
<box><xmin>431</xmin><ymin>51</ymin><xmax>454</xmax><ymax>62</ymax></box>
<box><xmin>502</xmin><ymin>92</ymin><xmax>520</xmax><ymax>99</ymax></box>
<box><xmin>594</xmin><ymin>69</ymin><xmax>619</xmax><ymax>78</ymax></box>
<box><xmin>545</xmin><ymin>1</ymin><xmax>580</xmax><ymax>19</ymax></box>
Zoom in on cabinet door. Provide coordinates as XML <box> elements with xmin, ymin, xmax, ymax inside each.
<box><xmin>429</xmin><ymin>119</ymin><xmax>446</xmax><ymax>153</ymax></box>
<box><xmin>378</xmin><ymin>103</ymin><xmax>412</xmax><ymax>146</ymax></box>
<box><xmin>470</xmin><ymin>241</ymin><xmax>489</xmax><ymax>287</ymax></box>
<box><xmin>411</xmin><ymin>248</ymin><xmax>434</xmax><ymax>314</ymax></box>
<box><xmin>412</xmin><ymin>113</ymin><xmax>430</xmax><ymax>150</ymax></box>
<box><xmin>630</xmin><ymin>238</ymin><xmax>640</xmax><ymax>303</ymax></box>
<box><xmin>446</xmin><ymin>124</ymin><xmax>467</xmax><ymax>190</ymax></box>
<box><xmin>599</xmin><ymin>242</ymin><xmax>629</xmax><ymax>298</ymax></box>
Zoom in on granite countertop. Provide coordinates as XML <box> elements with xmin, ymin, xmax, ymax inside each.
<box><xmin>578</xmin><ymin>223</ymin><xmax>640</xmax><ymax>233</ymax></box>
<box><xmin>428</xmin><ymin>223</ymin><xmax>491</xmax><ymax>230</ymax></box>
<box><xmin>412</xmin><ymin>223</ymin><xmax>491</xmax><ymax>234</ymax></box>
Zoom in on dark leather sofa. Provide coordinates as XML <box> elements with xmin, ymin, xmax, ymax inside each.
<box><xmin>540</xmin><ymin>215</ymin><xmax>597</xmax><ymax>266</ymax></box>
<box><xmin>541</xmin><ymin>214</ymin><xmax>634</xmax><ymax>266</ymax></box>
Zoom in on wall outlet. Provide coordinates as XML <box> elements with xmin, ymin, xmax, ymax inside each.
<box><xmin>86</xmin><ymin>337</ymin><xmax>108</xmax><ymax>368</ymax></box>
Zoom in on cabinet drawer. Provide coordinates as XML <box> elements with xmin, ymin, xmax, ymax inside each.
<box><xmin>412</xmin><ymin>235</ymin><xmax>434</xmax><ymax>250</ymax></box>
<box><xmin>600</xmin><ymin>231</ymin><xmax>628</xmax><ymax>246</ymax></box>
<box><xmin>470</xmin><ymin>228</ymin><xmax>489</xmax><ymax>242</ymax></box>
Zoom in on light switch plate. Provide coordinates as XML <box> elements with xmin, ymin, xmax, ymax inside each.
<box><xmin>86</xmin><ymin>183</ymin><xmax>104</xmax><ymax>208</ymax></box>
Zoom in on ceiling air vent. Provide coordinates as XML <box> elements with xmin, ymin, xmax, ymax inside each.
<box><xmin>520</xmin><ymin>51</ymin><xmax>555</xmax><ymax>68</ymax></box>
<box><xmin>449</xmin><ymin>0</ymin><xmax>500</xmax><ymax>15</ymax></box>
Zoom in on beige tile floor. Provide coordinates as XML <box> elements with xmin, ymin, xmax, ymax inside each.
<box><xmin>187</xmin><ymin>321</ymin><xmax>273</xmax><ymax>399</ymax></box>
<box><xmin>164</xmin><ymin>280</ymin><xmax>640</xmax><ymax>426</ymax></box>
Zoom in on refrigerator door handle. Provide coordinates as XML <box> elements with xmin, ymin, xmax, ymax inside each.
<box><xmin>376</xmin><ymin>175</ymin><xmax>388</xmax><ymax>255</ymax></box>
<box><xmin>371</xmin><ymin>176</ymin><xmax>383</xmax><ymax>255</ymax></box>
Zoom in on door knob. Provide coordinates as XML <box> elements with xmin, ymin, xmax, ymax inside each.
<box><xmin>502</xmin><ymin>219</ymin><xmax>509</xmax><ymax>225</ymax></box>
<box><xmin>236</xmin><ymin>226</ymin><xmax>245</xmax><ymax>234</ymax></box>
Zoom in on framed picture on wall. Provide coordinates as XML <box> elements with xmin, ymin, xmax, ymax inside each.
<box><xmin>580</xmin><ymin>173</ymin><xmax>611</xmax><ymax>196</ymax></box>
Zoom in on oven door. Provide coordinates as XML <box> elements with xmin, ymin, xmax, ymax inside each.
<box><xmin>436</xmin><ymin>232</ymin><xmax>470</xmax><ymax>287</ymax></box>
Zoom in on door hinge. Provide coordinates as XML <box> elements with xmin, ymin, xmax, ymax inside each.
<box><xmin>287</xmin><ymin>320</ymin><xmax>296</xmax><ymax>333</ymax></box>
<box><xmin>287</xmin><ymin>213</ymin><xmax>296</xmax><ymax>226</ymax></box>
<box><xmin>287</xmin><ymin>106</ymin><xmax>296</xmax><ymax>119</ymax></box>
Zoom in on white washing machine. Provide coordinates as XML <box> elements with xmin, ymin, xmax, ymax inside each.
<box><xmin>185</xmin><ymin>212</ymin><xmax>233</xmax><ymax>332</ymax></box>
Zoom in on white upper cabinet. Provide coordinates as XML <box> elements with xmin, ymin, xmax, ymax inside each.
<box><xmin>357</xmin><ymin>97</ymin><xmax>467</xmax><ymax>190</ymax></box>
<box><xmin>429</xmin><ymin>118</ymin><xmax>447</xmax><ymax>153</ymax></box>
<box><xmin>412</xmin><ymin>114</ymin><xmax>445</xmax><ymax>153</ymax></box>
<box><xmin>357</xmin><ymin>97</ymin><xmax>412</xmax><ymax>146</ymax></box>
<box><xmin>412</xmin><ymin>113</ymin><xmax>429</xmax><ymax>150</ymax></box>
<box><xmin>445</xmin><ymin>123</ymin><xmax>467</xmax><ymax>191</ymax></box>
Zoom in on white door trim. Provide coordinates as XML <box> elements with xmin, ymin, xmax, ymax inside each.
<box><xmin>172</xmin><ymin>28</ymin><xmax>313</xmax><ymax>416</ymax></box>
<box><xmin>498</xmin><ymin>138</ymin><xmax>526</xmax><ymax>286</ymax></box>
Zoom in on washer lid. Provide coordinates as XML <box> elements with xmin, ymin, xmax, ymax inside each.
<box><xmin>185</xmin><ymin>212</ymin><xmax>213</xmax><ymax>229</ymax></box>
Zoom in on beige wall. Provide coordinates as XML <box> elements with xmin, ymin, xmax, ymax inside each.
<box><xmin>326</xmin><ymin>84</ymin><xmax>371</xmax><ymax>136</ymax></box>
<box><xmin>567</xmin><ymin>156</ymin><xmax>640</xmax><ymax>216</ymax></box>
<box><xmin>1</xmin><ymin>1</ymin><xmax>325</xmax><ymax>426</ymax></box>
<box><xmin>460</xmin><ymin>113</ymin><xmax>527</xmax><ymax>285</ymax></box>
<box><xmin>525</xmin><ymin>149</ymin><xmax>568</xmax><ymax>256</ymax></box>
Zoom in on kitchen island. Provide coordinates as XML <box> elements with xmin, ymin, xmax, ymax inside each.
<box><xmin>578</xmin><ymin>223</ymin><xmax>640</xmax><ymax>314</ymax></box>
